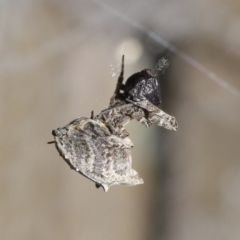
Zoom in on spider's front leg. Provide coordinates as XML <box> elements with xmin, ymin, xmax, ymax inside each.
<box><xmin>126</xmin><ymin>99</ymin><xmax>178</xmax><ymax>131</ymax></box>
<box><xmin>115</xmin><ymin>103</ymin><xmax>152</xmax><ymax>128</ymax></box>
<box><xmin>130</xmin><ymin>107</ymin><xmax>152</xmax><ymax>128</ymax></box>
<box><xmin>110</xmin><ymin>55</ymin><xmax>125</xmax><ymax>106</ymax></box>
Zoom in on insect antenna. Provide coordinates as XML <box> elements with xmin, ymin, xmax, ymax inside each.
<box><xmin>90</xmin><ymin>110</ymin><xmax>94</xmax><ymax>119</ymax></box>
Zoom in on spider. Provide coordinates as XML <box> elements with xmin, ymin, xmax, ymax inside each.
<box><xmin>51</xmin><ymin>56</ymin><xmax>178</xmax><ymax>192</ymax></box>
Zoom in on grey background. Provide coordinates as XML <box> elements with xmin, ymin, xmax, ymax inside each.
<box><xmin>1</xmin><ymin>0</ymin><xmax>240</xmax><ymax>239</ymax></box>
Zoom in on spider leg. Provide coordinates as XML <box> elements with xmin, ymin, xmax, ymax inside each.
<box><xmin>126</xmin><ymin>99</ymin><xmax>178</xmax><ymax>131</ymax></box>
<box><xmin>115</xmin><ymin>55</ymin><xmax>125</xmax><ymax>96</ymax></box>
<box><xmin>110</xmin><ymin>55</ymin><xmax>125</xmax><ymax>105</ymax></box>
<box><xmin>130</xmin><ymin>106</ymin><xmax>152</xmax><ymax>128</ymax></box>
<box><xmin>126</xmin><ymin>98</ymin><xmax>156</xmax><ymax>112</ymax></box>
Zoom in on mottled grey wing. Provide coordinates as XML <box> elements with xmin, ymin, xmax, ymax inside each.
<box><xmin>52</xmin><ymin>117</ymin><xmax>143</xmax><ymax>192</ymax></box>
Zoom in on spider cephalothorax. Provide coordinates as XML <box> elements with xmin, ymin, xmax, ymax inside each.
<box><xmin>51</xmin><ymin>55</ymin><xmax>177</xmax><ymax>192</ymax></box>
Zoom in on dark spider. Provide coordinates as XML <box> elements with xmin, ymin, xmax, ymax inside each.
<box><xmin>51</xmin><ymin>55</ymin><xmax>177</xmax><ymax>192</ymax></box>
<box><xmin>124</xmin><ymin>69</ymin><xmax>161</xmax><ymax>105</ymax></box>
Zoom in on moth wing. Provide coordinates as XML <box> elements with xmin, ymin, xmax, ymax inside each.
<box><xmin>53</xmin><ymin>117</ymin><xmax>143</xmax><ymax>191</ymax></box>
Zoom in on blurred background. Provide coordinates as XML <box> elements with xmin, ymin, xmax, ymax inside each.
<box><xmin>1</xmin><ymin>0</ymin><xmax>240</xmax><ymax>239</ymax></box>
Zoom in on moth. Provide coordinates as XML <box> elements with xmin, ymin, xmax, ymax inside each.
<box><xmin>50</xmin><ymin>56</ymin><xmax>177</xmax><ymax>192</ymax></box>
